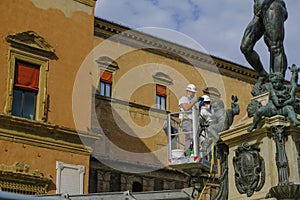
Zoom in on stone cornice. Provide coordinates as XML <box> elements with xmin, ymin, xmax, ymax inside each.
<box><xmin>221</xmin><ymin>115</ymin><xmax>300</xmax><ymax>147</ymax></box>
<box><xmin>74</xmin><ymin>0</ymin><xmax>97</xmax><ymax>7</ymax></box>
<box><xmin>6</xmin><ymin>31</ymin><xmax>57</xmax><ymax>60</ymax></box>
<box><xmin>94</xmin><ymin>17</ymin><xmax>259</xmax><ymax>84</ymax></box>
<box><xmin>95</xmin><ymin>95</ymin><xmax>168</xmax><ymax>120</ymax></box>
<box><xmin>0</xmin><ymin>114</ymin><xmax>98</xmax><ymax>155</ymax></box>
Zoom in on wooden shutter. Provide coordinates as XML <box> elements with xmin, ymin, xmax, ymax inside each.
<box><xmin>14</xmin><ymin>61</ymin><xmax>39</xmax><ymax>92</ymax></box>
<box><xmin>156</xmin><ymin>84</ymin><xmax>166</xmax><ymax>96</ymax></box>
<box><xmin>100</xmin><ymin>71</ymin><xmax>112</xmax><ymax>83</ymax></box>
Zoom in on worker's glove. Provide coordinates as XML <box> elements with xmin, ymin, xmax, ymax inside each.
<box><xmin>194</xmin><ymin>97</ymin><xmax>201</xmax><ymax>103</ymax></box>
<box><xmin>199</xmin><ymin>99</ymin><xmax>205</xmax><ymax>107</ymax></box>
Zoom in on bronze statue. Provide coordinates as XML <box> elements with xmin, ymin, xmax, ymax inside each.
<box><xmin>207</xmin><ymin>96</ymin><xmax>240</xmax><ymax>142</ymax></box>
<box><xmin>248</xmin><ymin>65</ymin><xmax>300</xmax><ymax>132</ymax></box>
<box><xmin>240</xmin><ymin>0</ymin><xmax>288</xmax><ymax>79</ymax></box>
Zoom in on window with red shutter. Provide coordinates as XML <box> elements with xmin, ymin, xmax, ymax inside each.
<box><xmin>156</xmin><ymin>84</ymin><xmax>166</xmax><ymax>110</ymax></box>
<box><xmin>99</xmin><ymin>71</ymin><xmax>112</xmax><ymax>97</ymax></box>
<box><xmin>11</xmin><ymin>60</ymin><xmax>40</xmax><ymax>119</ymax></box>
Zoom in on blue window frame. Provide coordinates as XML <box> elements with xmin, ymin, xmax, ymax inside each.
<box><xmin>12</xmin><ymin>89</ymin><xmax>37</xmax><ymax>119</ymax></box>
<box><xmin>156</xmin><ymin>95</ymin><xmax>166</xmax><ymax>110</ymax></box>
<box><xmin>100</xmin><ymin>81</ymin><xmax>112</xmax><ymax>97</ymax></box>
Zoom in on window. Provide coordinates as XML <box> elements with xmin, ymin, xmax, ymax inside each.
<box><xmin>156</xmin><ymin>84</ymin><xmax>166</xmax><ymax>110</ymax></box>
<box><xmin>99</xmin><ymin>71</ymin><xmax>112</xmax><ymax>97</ymax></box>
<box><xmin>96</xmin><ymin>56</ymin><xmax>118</xmax><ymax>98</ymax></box>
<box><xmin>152</xmin><ymin>72</ymin><xmax>172</xmax><ymax>111</ymax></box>
<box><xmin>5</xmin><ymin>49</ymin><xmax>48</xmax><ymax>121</ymax></box>
<box><xmin>5</xmin><ymin>31</ymin><xmax>55</xmax><ymax>121</ymax></box>
<box><xmin>11</xmin><ymin>61</ymin><xmax>39</xmax><ymax>119</ymax></box>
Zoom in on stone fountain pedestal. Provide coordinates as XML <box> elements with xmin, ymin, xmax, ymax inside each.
<box><xmin>221</xmin><ymin>115</ymin><xmax>300</xmax><ymax>200</ymax></box>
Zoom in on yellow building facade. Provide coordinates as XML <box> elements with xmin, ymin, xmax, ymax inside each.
<box><xmin>86</xmin><ymin>18</ymin><xmax>259</xmax><ymax>194</ymax></box>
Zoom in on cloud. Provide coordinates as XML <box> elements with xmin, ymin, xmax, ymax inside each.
<box><xmin>95</xmin><ymin>0</ymin><xmax>300</xmax><ymax>79</ymax></box>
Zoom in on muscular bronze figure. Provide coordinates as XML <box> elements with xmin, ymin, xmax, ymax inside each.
<box><xmin>240</xmin><ymin>0</ymin><xmax>288</xmax><ymax>79</ymax></box>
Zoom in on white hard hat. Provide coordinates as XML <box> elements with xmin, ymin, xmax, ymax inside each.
<box><xmin>201</xmin><ymin>95</ymin><xmax>210</xmax><ymax>102</ymax></box>
<box><xmin>186</xmin><ymin>84</ymin><xmax>197</xmax><ymax>92</ymax></box>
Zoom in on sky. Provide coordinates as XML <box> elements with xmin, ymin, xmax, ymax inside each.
<box><xmin>94</xmin><ymin>0</ymin><xmax>300</xmax><ymax>80</ymax></box>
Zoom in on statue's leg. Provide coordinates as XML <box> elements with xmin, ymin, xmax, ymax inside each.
<box><xmin>248</xmin><ymin>113</ymin><xmax>260</xmax><ymax>132</ymax></box>
<box><xmin>248</xmin><ymin>106</ymin><xmax>270</xmax><ymax>132</ymax></box>
<box><xmin>263</xmin><ymin>2</ymin><xmax>288</xmax><ymax>77</ymax></box>
<box><xmin>284</xmin><ymin>106</ymin><xmax>300</xmax><ymax>126</ymax></box>
<box><xmin>248</xmin><ymin>112</ymin><xmax>262</xmax><ymax>132</ymax></box>
<box><xmin>240</xmin><ymin>17</ymin><xmax>267</xmax><ymax>77</ymax></box>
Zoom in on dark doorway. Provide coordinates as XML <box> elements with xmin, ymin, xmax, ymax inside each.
<box><xmin>132</xmin><ymin>181</ymin><xmax>143</xmax><ymax>192</ymax></box>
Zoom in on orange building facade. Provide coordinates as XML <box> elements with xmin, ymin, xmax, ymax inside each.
<box><xmin>0</xmin><ymin>0</ymin><xmax>97</xmax><ymax>195</ymax></box>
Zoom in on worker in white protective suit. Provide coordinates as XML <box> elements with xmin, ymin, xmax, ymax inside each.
<box><xmin>199</xmin><ymin>95</ymin><xmax>213</xmax><ymax>144</ymax></box>
<box><xmin>178</xmin><ymin>84</ymin><xmax>201</xmax><ymax>156</ymax></box>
